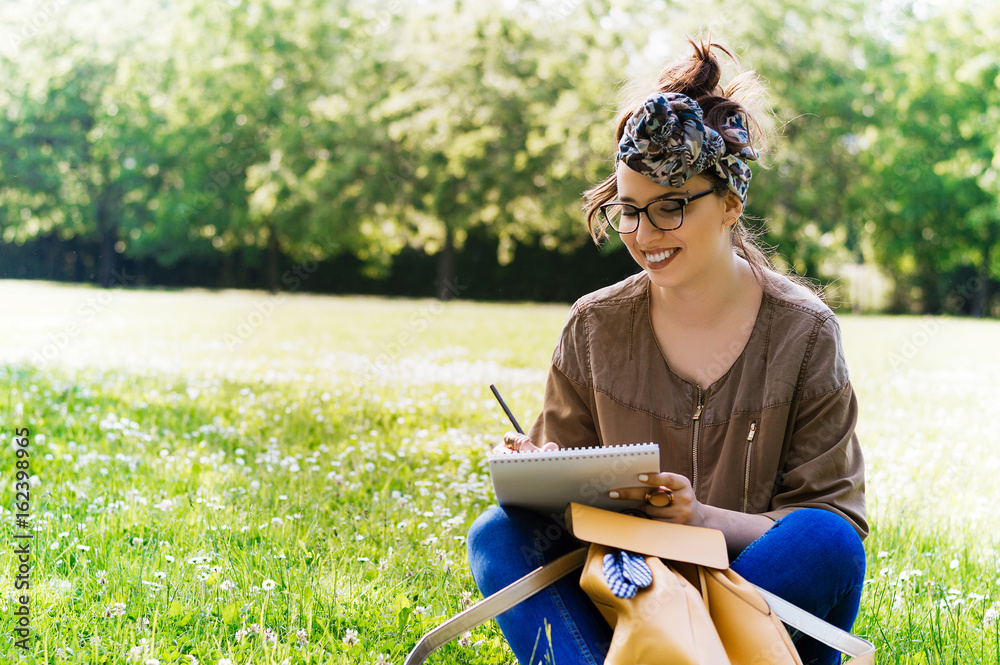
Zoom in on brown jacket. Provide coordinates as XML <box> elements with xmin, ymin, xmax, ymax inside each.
<box><xmin>527</xmin><ymin>270</ymin><xmax>867</xmax><ymax>539</ymax></box>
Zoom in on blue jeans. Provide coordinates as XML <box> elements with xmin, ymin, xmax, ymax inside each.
<box><xmin>467</xmin><ymin>506</ymin><xmax>865</xmax><ymax>665</ymax></box>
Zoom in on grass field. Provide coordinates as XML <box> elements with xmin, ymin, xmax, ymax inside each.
<box><xmin>2</xmin><ymin>279</ymin><xmax>1000</xmax><ymax>664</ymax></box>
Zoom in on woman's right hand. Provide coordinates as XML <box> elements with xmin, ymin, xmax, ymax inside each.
<box><xmin>491</xmin><ymin>432</ymin><xmax>560</xmax><ymax>455</ymax></box>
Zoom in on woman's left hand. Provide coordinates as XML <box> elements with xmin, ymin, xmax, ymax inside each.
<box><xmin>609</xmin><ymin>472</ymin><xmax>706</xmax><ymax>527</ymax></box>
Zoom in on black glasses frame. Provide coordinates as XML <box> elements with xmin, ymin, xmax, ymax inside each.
<box><xmin>599</xmin><ymin>186</ymin><xmax>725</xmax><ymax>234</ymax></box>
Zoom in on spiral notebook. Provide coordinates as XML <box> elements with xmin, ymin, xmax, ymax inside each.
<box><xmin>488</xmin><ymin>442</ymin><xmax>661</xmax><ymax>515</ymax></box>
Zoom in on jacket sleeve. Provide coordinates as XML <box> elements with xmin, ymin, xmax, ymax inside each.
<box><xmin>526</xmin><ymin>303</ymin><xmax>602</xmax><ymax>450</ymax></box>
<box><xmin>760</xmin><ymin>316</ymin><xmax>868</xmax><ymax>539</ymax></box>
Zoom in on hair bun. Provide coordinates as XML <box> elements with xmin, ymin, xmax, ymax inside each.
<box><xmin>655</xmin><ymin>37</ymin><xmax>724</xmax><ymax>100</ymax></box>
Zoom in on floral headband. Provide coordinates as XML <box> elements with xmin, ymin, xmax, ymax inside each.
<box><xmin>616</xmin><ymin>92</ymin><xmax>758</xmax><ymax>203</ymax></box>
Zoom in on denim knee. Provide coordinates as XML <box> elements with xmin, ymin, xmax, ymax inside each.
<box><xmin>776</xmin><ymin>508</ymin><xmax>866</xmax><ymax>586</ymax></box>
<box><xmin>467</xmin><ymin>506</ymin><xmax>578</xmax><ymax>594</ymax></box>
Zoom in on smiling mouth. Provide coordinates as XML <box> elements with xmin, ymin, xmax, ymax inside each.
<box><xmin>643</xmin><ymin>248</ymin><xmax>679</xmax><ymax>264</ymax></box>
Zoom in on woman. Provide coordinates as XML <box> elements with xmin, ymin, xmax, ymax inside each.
<box><xmin>467</xmin><ymin>38</ymin><xmax>866</xmax><ymax>665</ymax></box>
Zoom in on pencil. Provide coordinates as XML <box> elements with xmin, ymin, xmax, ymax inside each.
<box><xmin>489</xmin><ymin>384</ymin><xmax>524</xmax><ymax>434</ymax></box>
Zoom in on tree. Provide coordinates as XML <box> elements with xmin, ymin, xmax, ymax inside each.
<box><xmin>336</xmin><ymin>1</ymin><xmax>631</xmax><ymax>297</ymax></box>
<box><xmin>858</xmin><ymin>5</ymin><xmax>1000</xmax><ymax>314</ymax></box>
<box><xmin>709</xmin><ymin>0</ymin><xmax>890</xmax><ymax>288</ymax></box>
<box><xmin>0</xmin><ymin>1</ymin><xmax>171</xmax><ymax>286</ymax></box>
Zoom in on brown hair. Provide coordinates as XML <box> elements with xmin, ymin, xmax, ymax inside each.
<box><xmin>583</xmin><ymin>36</ymin><xmax>787</xmax><ymax>290</ymax></box>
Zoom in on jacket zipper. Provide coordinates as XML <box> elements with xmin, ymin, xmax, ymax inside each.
<box><xmin>691</xmin><ymin>387</ymin><xmax>704</xmax><ymax>494</ymax></box>
<box><xmin>742</xmin><ymin>421</ymin><xmax>758</xmax><ymax>512</ymax></box>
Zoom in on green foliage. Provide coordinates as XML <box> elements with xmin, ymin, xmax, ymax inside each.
<box><xmin>0</xmin><ymin>0</ymin><xmax>999</xmax><ymax>312</ymax></box>
<box><xmin>857</xmin><ymin>5</ymin><xmax>1000</xmax><ymax>313</ymax></box>
<box><xmin>0</xmin><ymin>5</ymin><xmax>169</xmax><ymax>285</ymax></box>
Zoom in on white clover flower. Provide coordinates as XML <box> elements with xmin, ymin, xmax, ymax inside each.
<box><xmin>262</xmin><ymin>579</ymin><xmax>276</xmax><ymax>591</ymax></box>
<box><xmin>105</xmin><ymin>601</ymin><xmax>127</xmax><ymax>617</ymax></box>
<box><xmin>985</xmin><ymin>607</ymin><xmax>999</xmax><ymax>628</ymax></box>
<box><xmin>374</xmin><ymin>653</ymin><xmax>392</xmax><ymax>665</ymax></box>
<box><xmin>296</xmin><ymin>628</ymin><xmax>308</xmax><ymax>645</ymax></box>
<box><xmin>220</xmin><ymin>580</ymin><xmax>236</xmax><ymax>591</ymax></box>
<box><xmin>343</xmin><ymin>628</ymin><xmax>359</xmax><ymax>645</ymax></box>
<box><xmin>218</xmin><ymin>659</ymin><xmax>234</xmax><ymax>665</ymax></box>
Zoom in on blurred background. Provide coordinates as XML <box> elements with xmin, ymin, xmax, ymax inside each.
<box><xmin>1</xmin><ymin>0</ymin><xmax>996</xmax><ymax>314</ymax></box>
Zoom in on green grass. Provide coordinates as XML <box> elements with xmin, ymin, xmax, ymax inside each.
<box><xmin>1</xmin><ymin>279</ymin><xmax>1000</xmax><ymax>663</ymax></box>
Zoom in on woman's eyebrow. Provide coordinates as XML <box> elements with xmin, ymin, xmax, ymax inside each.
<box><xmin>618</xmin><ymin>192</ymin><xmax>688</xmax><ymax>202</ymax></box>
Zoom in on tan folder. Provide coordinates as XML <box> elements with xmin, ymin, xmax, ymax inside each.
<box><xmin>566</xmin><ymin>502</ymin><xmax>730</xmax><ymax>570</ymax></box>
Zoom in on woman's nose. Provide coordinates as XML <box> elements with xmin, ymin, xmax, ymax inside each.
<box><xmin>634</xmin><ymin>211</ymin><xmax>665</xmax><ymax>244</ymax></box>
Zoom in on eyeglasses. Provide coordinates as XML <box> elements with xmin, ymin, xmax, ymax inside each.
<box><xmin>598</xmin><ymin>187</ymin><xmax>724</xmax><ymax>234</ymax></box>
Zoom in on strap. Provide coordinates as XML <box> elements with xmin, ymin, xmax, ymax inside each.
<box><xmin>755</xmin><ymin>586</ymin><xmax>876</xmax><ymax>663</ymax></box>
<box><xmin>404</xmin><ymin>547</ymin><xmax>875</xmax><ymax>665</ymax></box>
<box><xmin>402</xmin><ymin>547</ymin><xmax>587</xmax><ymax>665</ymax></box>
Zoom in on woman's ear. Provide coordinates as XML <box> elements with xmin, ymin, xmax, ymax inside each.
<box><xmin>723</xmin><ymin>192</ymin><xmax>743</xmax><ymax>226</ymax></box>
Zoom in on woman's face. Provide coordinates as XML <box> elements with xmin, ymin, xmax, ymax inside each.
<box><xmin>615</xmin><ymin>162</ymin><xmax>739</xmax><ymax>292</ymax></box>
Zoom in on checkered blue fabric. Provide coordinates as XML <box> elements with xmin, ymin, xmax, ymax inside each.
<box><xmin>601</xmin><ymin>549</ymin><xmax>653</xmax><ymax>599</ymax></box>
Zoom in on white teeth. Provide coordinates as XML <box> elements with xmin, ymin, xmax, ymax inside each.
<box><xmin>644</xmin><ymin>248</ymin><xmax>678</xmax><ymax>263</ymax></box>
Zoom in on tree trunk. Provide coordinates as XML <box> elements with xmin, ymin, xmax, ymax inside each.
<box><xmin>96</xmin><ymin>197</ymin><xmax>117</xmax><ymax>288</ymax></box>
<box><xmin>918</xmin><ymin>265</ymin><xmax>942</xmax><ymax>314</ymax></box>
<box><xmin>222</xmin><ymin>251</ymin><xmax>235</xmax><ymax>289</ymax></box>
<box><xmin>972</xmin><ymin>226</ymin><xmax>996</xmax><ymax>318</ymax></box>
<box><xmin>266</xmin><ymin>222</ymin><xmax>281</xmax><ymax>294</ymax></box>
<box><xmin>435</xmin><ymin>226</ymin><xmax>457</xmax><ymax>300</ymax></box>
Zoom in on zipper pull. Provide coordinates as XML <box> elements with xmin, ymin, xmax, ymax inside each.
<box><xmin>747</xmin><ymin>421</ymin><xmax>756</xmax><ymax>442</ymax></box>
<box><xmin>693</xmin><ymin>388</ymin><xmax>704</xmax><ymax>421</ymax></box>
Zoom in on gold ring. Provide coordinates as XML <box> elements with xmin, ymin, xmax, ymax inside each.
<box><xmin>504</xmin><ymin>438</ymin><xmax>519</xmax><ymax>451</ymax></box>
<box><xmin>645</xmin><ymin>486</ymin><xmax>673</xmax><ymax>507</ymax></box>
